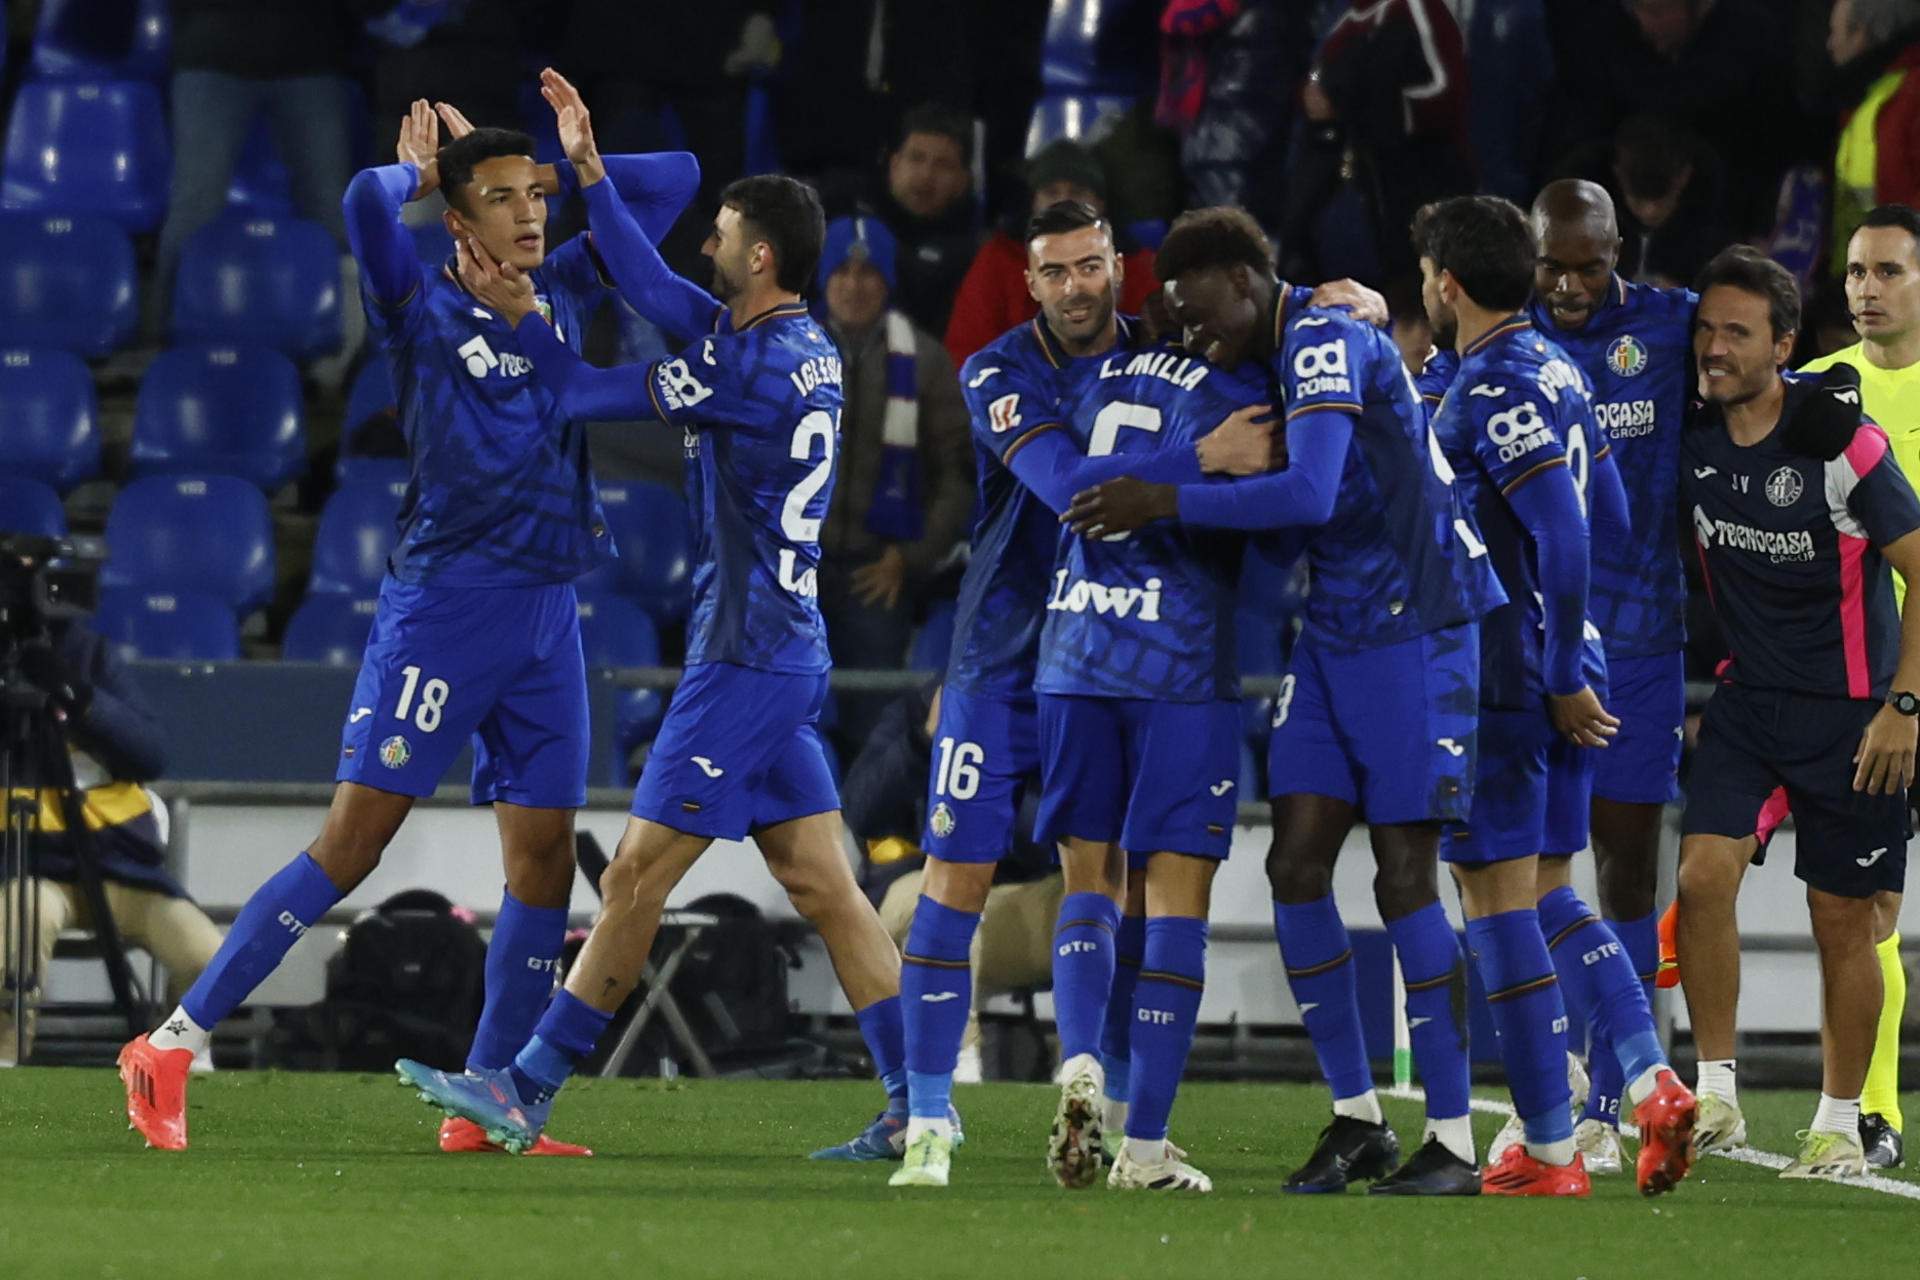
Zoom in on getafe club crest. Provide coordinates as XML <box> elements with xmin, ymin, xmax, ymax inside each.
<box><xmin>1606</xmin><ymin>334</ymin><xmax>1648</xmax><ymax>378</ymax></box>
<box><xmin>1766</xmin><ymin>466</ymin><xmax>1804</xmax><ymax>508</ymax></box>
<box><xmin>378</xmin><ymin>735</ymin><xmax>413</xmax><ymax>769</ymax></box>
<box><xmin>930</xmin><ymin>802</ymin><xmax>956</xmax><ymax>839</ymax></box>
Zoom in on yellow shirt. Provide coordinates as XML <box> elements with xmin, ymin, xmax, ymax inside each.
<box><xmin>1800</xmin><ymin>343</ymin><xmax>1920</xmax><ymax>603</ymax></box>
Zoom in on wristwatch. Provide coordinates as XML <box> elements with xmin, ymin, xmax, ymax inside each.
<box><xmin>1890</xmin><ymin>691</ymin><xmax>1920</xmax><ymax>716</ymax></box>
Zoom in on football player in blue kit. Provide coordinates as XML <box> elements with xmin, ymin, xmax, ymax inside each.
<box><xmin>887</xmin><ymin>201</ymin><xmax>1283</xmax><ymax>1189</ymax></box>
<box><xmin>1524</xmin><ymin>179</ymin><xmax>1697</xmax><ymax>1169</ymax></box>
<box><xmin>1414</xmin><ymin>195</ymin><xmax>1695</xmax><ymax>1197</ymax></box>
<box><xmin>393</xmin><ymin>71</ymin><xmax>916</xmax><ymax>1157</ymax></box>
<box><xmin>118</xmin><ymin>95</ymin><xmax>701</xmax><ymax>1155</ymax></box>
<box><xmin>1066</xmin><ymin>205</ymin><xmax>1506</xmax><ymax>1197</ymax></box>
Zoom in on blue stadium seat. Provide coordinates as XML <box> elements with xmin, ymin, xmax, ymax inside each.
<box><xmin>1023</xmin><ymin>93</ymin><xmax>1138</xmax><ymax>156</ymax></box>
<box><xmin>94</xmin><ymin>587</ymin><xmax>240</xmax><ymax>661</ymax></box>
<box><xmin>0</xmin><ymin>212</ymin><xmax>137</xmax><ymax>356</ymax></box>
<box><xmin>32</xmin><ymin>0</ymin><xmax>171</xmax><ymax>80</ymax></box>
<box><xmin>282</xmin><ymin>593</ymin><xmax>378</xmax><ymax>665</ymax></box>
<box><xmin>1040</xmin><ymin>0</ymin><xmax>1155</xmax><ymax>93</ymax></box>
<box><xmin>335</xmin><ymin>455</ymin><xmax>410</xmax><ymax>488</ymax></box>
<box><xmin>171</xmin><ymin>214</ymin><xmax>343</xmax><ymax>359</ymax></box>
<box><xmin>130</xmin><ymin>346</ymin><xmax>307</xmax><ymax>491</ymax></box>
<box><xmin>0</xmin><ymin>476</ymin><xmax>67</xmax><ymax>537</ymax></box>
<box><xmin>102</xmin><ymin>475</ymin><xmax>275</xmax><ymax>613</ymax></box>
<box><xmin>582</xmin><ymin>481</ymin><xmax>693</xmax><ymax>623</ymax></box>
<box><xmin>0</xmin><ymin>347</ymin><xmax>99</xmax><ymax>491</ymax></box>
<box><xmin>309</xmin><ymin>479</ymin><xmax>404</xmax><ymax>595</ymax></box>
<box><xmin>614</xmin><ymin>690</ymin><xmax>666</xmax><ymax>773</ymax></box>
<box><xmin>226</xmin><ymin>116</ymin><xmax>294</xmax><ymax>216</ymax></box>
<box><xmin>909</xmin><ymin>599</ymin><xmax>958</xmax><ymax>672</ymax></box>
<box><xmin>1</xmin><ymin>79</ymin><xmax>169</xmax><ymax>231</ymax></box>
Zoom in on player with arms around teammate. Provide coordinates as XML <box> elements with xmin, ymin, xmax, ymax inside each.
<box><xmin>1525</xmin><ymin>180</ymin><xmax>1697</xmax><ymax>1169</ymax></box>
<box><xmin>1064</xmin><ymin>205</ymin><xmax>1509</xmax><ymax>1196</ymax></box>
<box><xmin>1024</xmin><ymin>322</ymin><xmax>1275</xmax><ymax>1195</ymax></box>
<box><xmin>400</xmin><ymin>71</ymin><xmax>916</xmax><ymax>1158</ymax></box>
<box><xmin>1417</xmin><ymin>196</ymin><xmax>1694</xmax><ymax>1197</ymax></box>
<box><xmin>1678</xmin><ymin>247</ymin><xmax>1920</xmax><ymax>1180</ymax></box>
<box><xmin>887</xmin><ymin>201</ymin><xmax>1280</xmax><ymax>1188</ymax></box>
<box><xmin>116</xmin><ymin>98</ymin><xmax>699</xmax><ymax>1155</ymax></box>
<box><xmin>1799</xmin><ymin>203</ymin><xmax>1920</xmax><ymax>1167</ymax></box>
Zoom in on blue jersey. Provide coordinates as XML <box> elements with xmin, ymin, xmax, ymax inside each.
<box><xmin>1415</xmin><ymin>347</ymin><xmax>1460</xmax><ymax>420</ymax></box>
<box><xmin>644</xmin><ymin>302</ymin><xmax>842</xmax><ymax>675</ymax></box>
<box><xmin>1035</xmin><ymin>345</ymin><xmax>1262</xmax><ymax>703</ymax></box>
<box><xmin>1527</xmin><ymin>277</ymin><xmax>1693</xmax><ymax>657</ymax></box>
<box><xmin>1273</xmin><ymin>305</ymin><xmax>1504</xmax><ymax>648</ymax></box>
<box><xmin>947</xmin><ymin>318</ymin><xmax>1120</xmax><ymax>701</ymax></box>
<box><xmin>1431</xmin><ymin>318</ymin><xmax>1599</xmax><ymax>709</ymax></box>
<box><xmin>365</xmin><ymin>241</ymin><xmax>613</xmax><ymax>588</ymax></box>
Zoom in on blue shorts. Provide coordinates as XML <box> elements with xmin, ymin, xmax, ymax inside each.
<box><xmin>337</xmin><ymin>577</ymin><xmax>587</xmax><ymax>808</ymax></box>
<box><xmin>1682</xmin><ymin>684</ymin><xmax>1908</xmax><ymax>898</ymax></box>
<box><xmin>1267</xmin><ymin>623</ymin><xmax>1479</xmax><ymax>824</ymax></box>
<box><xmin>630</xmin><ymin>662</ymin><xmax>839</xmax><ymax>840</ymax></box>
<box><xmin>1442</xmin><ymin>707</ymin><xmax>1553</xmax><ymax>865</ymax></box>
<box><xmin>1593</xmin><ymin>650</ymin><xmax>1684</xmax><ymax>805</ymax></box>
<box><xmin>1544</xmin><ymin>672</ymin><xmax>1611</xmax><ymax>856</ymax></box>
<box><xmin>922</xmin><ymin>687</ymin><xmax>1041</xmax><ymax>863</ymax></box>
<box><xmin>1034</xmin><ymin>694</ymin><xmax>1240</xmax><ymax>859</ymax></box>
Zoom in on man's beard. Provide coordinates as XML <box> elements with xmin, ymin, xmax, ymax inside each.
<box><xmin>711</xmin><ymin>260</ymin><xmax>741</xmax><ymax>302</ymax></box>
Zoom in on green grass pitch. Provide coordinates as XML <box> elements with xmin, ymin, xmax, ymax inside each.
<box><xmin>3</xmin><ymin>1070</ymin><xmax>1914</xmax><ymax>1279</ymax></box>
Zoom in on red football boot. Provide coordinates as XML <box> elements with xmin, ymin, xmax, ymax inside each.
<box><xmin>118</xmin><ymin>1034</ymin><xmax>192</xmax><ymax>1151</ymax></box>
<box><xmin>1481</xmin><ymin>1145</ymin><xmax>1590</xmax><ymax>1197</ymax></box>
<box><xmin>1632</xmin><ymin>1069</ymin><xmax>1697</xmax><ymax>1197</ymax></box>
<box><xmin>437</xmin><ymin>1116</ymin><xmax>593</xmax><ymax>1157</ymax></box>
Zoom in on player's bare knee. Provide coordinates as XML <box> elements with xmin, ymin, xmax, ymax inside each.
<box><xmin>1371</xmin><ymin>857</ymin><xmax>1438</xmax><ymax>922</ymax></box>
<box><xmin>1265</xmin><ymin>842</ymin><xmax>1331</xmax><ymax>904</ymax></box>
<box><xmin>598</xmin><ymin>850</ymin><xmax>666</xmax><ymax>919</ymax></box>
<box><xmin>1808</xmin><ymin>890</ymin><xmax>1876</xmax><ymax>953</ymax></box>
<box><xmin>1676</xmin><ymin>849</ymin><xmax>1739</xmax><ymax>910</ymax></box>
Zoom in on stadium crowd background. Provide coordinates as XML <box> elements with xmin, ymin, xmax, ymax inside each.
<box><xmin>1</xmin><ymin>0</ymin><xmax>1914</xmax><ymax>783</ymax></box>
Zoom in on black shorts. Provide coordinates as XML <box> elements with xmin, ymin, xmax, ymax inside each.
<box><xmin>1681</xmin><ymin>684</ymin><xmax>1909</xmax><ymax>899</ymax></box>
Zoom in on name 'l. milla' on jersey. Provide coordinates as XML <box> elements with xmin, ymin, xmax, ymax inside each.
<box><xmin>1036</xmin><ymin>342</ymin><xmax>1266</xmax><ymax>704</ymax></box>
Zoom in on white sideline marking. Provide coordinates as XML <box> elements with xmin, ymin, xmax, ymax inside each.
<box><xmin>1381</xmin><ymin>1086</ymin><xmax>1920</xmax><ymax>1201</ymax></box>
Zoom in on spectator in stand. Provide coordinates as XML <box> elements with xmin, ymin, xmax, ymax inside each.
<box><xmin>1827</xmin><ymin>0</ymin><xmax>1920</xmax><ymax>272</ymax></box>
<box><xmin>556</xmin><ymin>1</ymin><xmax>777</xmax><ymax>274</ymax></box>
<box><xmin>147</xmin><ymin>1</ymin><xmax>359</xmax><ymax>338</ymax></box>
<box><xmin>815</xmin><ymin>216</ymin><xmax>974</xmax><ymax>752</ymax></box>
<box><xmin>1544</xmin><ymin>0</ymin><xmax>1808</xmax><ymax>237</ymax></box>
<box><xmin>944</xmin><ymin>142</ymin><xmax>1160</xmax><ymax>367</ymax></box>
<box><xmin>862</xmin><ymin>105</ymin><xmax>984</xmax><ymax>338</ymax></box>
<box><xmin>1279</xmin><ymin>0</ymin><xmax>1472</xmax><ymax>284</ymax></box>
<box><xmin>1610</xmin><ymin>113</ymin><xmax>1734</xmax><ymax>287</ymax></box>
<box><xmin>366</xmin><ymin>1</ymin><xmax>537</xmax><ymax>160</ymax></box>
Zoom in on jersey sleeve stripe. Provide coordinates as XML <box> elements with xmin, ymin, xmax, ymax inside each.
<box><xmin>1499</xmin><ymin>455</ymin><xmax>1567</xmax><ymax>496</ymax></box>
<box><xmin>1286</xmin><ymin>401</ymin><xmax>1363</xmax><ymax>420</ymax></box>
<box><xmin>1001</xmin><ymin>421</ymin><xmax>1063</xmax><ymax>464</ymax></box>
<box><xmin>1594</xmin><ymin>442</ymin><xmax>1612</xmax><ymax>462</ymax></box>
<box><xmin>644</xmin><ymin>364</ymin><xmax>671</xmax><ymax>424</ymax></box>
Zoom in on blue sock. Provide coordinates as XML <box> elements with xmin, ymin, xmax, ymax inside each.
<box><xmin>1274</xmin><ymin>895</ymin><xmax>1372</xmax><ymax>1101</ymax></box>
<box><xmin>855</xmin><ymin>994</ymin><xmax>908</xmax><ymax>1112</ymax></box>
<box><xmin>1051</xmin><ymin>892</ymin><xmax>1119</xmax><ymax>1062</ymax></box>
<box><xmin>1385</xmin><ymin>902</ymin><xmax>1470</xmax><ymax>1123</ymax></box>
<box><xmin>901</xmin><ymin>896</ymin><xmax>979</xmax><ymax>1121</ymax></box>
<box><xmin>180</xmin><ymin>852</ymin><xmax>340</xmax><ymax>1028</ymax></box>
<box><xmin>1466</xmin><ymin>908</ymin><xmax>1572</xmax><ymax>1145</ymax></box>
<box><xmin>509</xmin><ymin>988</ymin><xmax>611</xmax><ymax>1105</ymax></box>
<box><xmin>467</xmin><ymin>889</ymin><xmax>568</xmax><ymax>1071</ymax></box>
<box><xmin>1610</xmin><ymin>910</ymin><xmax>1666</xmax><ymax>1098</ymax></box>
<box><xmin>1126</xmin><ymin>916</ymin><xmax>1207</xmax><ymax>1142</ymax></box>
<box><xmin>1538</xmin><ymin>887</ymin><xmax>1665</xmax><ymax>1113</ymax></box>
<box><xmin>1102</xmin><ymin>914</ymin><xmax>1146</xmax><ymax>1103</ymax></box>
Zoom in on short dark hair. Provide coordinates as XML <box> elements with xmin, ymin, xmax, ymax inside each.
<box><xmin>1856</xmin><ymin>203</ymin><xmax>1920</xmax><ymax>257</ymax></box>
<box><xmin>895</xmin><ymin>103</ymin><xmax>974</xmax><ymax>167</ymax></box>
<box><xmin>1025</xmin><ymin>199</ymin><xmax>1106</xmax><ymax>244</ymax></box>
<box><xmin>1410</xmin><ymin>196</ymin><xmax>1535</xmax><ymax>311</ymax></box>
<box><xmin>437</xmin><ymin>127</ymin><xmax>537</xmax><ymax>214</ymax></box>
<box><xmin>1694</xmin><ymin>245</ymin><xmax>1801</xmax><ymax>340</ymax></box>
<box><xmin>721</xmin><ymin>174</ymin><xmax>826</xmax><ymax>295</ymax></box>
<box><xmin>1154</xmin><ymin>206</ymin><xmax>1273</xmax><ymax>283</ymax></box>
